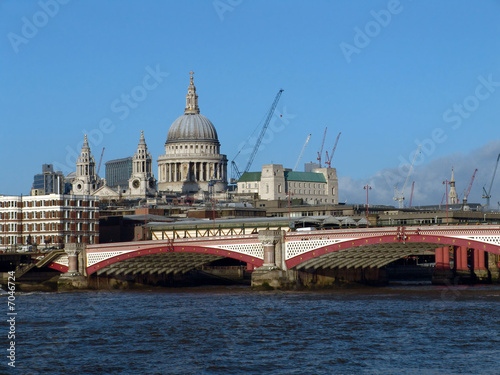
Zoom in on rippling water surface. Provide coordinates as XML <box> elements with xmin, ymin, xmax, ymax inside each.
<box><xmin>13</xmin><ymin>285</ymin><xmax>500</xmax><ymax>374</ymax></box>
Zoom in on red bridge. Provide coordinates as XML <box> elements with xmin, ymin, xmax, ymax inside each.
<box><xmin>50</xmin><ymin>225</ymin><xmax>500</xmax><ymax>286</ymax></box>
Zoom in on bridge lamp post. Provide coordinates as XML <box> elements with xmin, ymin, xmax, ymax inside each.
<box><xmin>363</xmin><ymin>185</ymin><xmax>372</xmax><ymax>227</ymax></box>
<box><xmin>442</xmin><ymin>180</ymin><xmax>449</xmax><ymax>225</ymax></box>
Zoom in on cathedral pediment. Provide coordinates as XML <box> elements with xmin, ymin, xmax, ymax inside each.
<box><xmin>92</xmin><ymin>185</ymin><xmax>120</xmax><ymax>198</ymax></box>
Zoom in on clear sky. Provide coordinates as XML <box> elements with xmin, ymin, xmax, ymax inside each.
<box><xmin>1</xmin><ymin>0</ymin><xmax>500</xmax><ymax>207</ymax></box>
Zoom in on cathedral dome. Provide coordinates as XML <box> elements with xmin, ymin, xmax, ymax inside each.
<box><xmin>166</xmin><ymin>113</ymin><xmax>219</xmax><ymax>144</ymax></box>
<box><xmin>165</xmin><ymin>70</ymin><xmax>219</xmax><ymax>145</ymax></box>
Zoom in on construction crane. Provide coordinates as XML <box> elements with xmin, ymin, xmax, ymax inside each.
<box><xmin>294</xmin><ymin>134</ymin><xmax>311</xmax><ymax>171</ymax></box>
<box><xmin>462</xmin><ymin>168</ymin><xmax>478</xmax><ymax>205</ymax></box>
<box><xmin>97</xmin><ymin>147</ymin><xmax>105</xmax><ymax>176</ymax></box>
<box><xmin>230</xmin><ymin>161</ymin><xmax>242</xmax><ymax>183</ymax></box>
<box><xmin>409</xmin><ymin>181</ymin><xmax>415</xmax><ymax>208</ymax></box>
<box><xmin>482</xmin><ymin>153</ymin><xmax>500</xmax><ymax>209</ymax></box>
<box><xmin>325</xmin><ymin>132</ymin><xmax>341</xmax><ymax>168</ymax></box>
<box><xmin>393</xmin><ymin>145</ymin><xmax>421</xmax><ymax>208</ymax></box>
<box><xmin>316</xmin><ymin>127</ymin><xmax>327</xmax><ymax>168</ymax></box>
<box><xmin>231</xmin><ymin>89</ymin><xmax>284</xmax><ymax>180</ymax></box>
<box><xmin>208</xmin><ymin>156</ymin><xmax>226</xmax><ymax>203</ymax></box>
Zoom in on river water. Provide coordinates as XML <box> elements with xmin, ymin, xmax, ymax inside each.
<box><xmin>9</xmin><ymin>285</ymin><xmax>500</xmax><ymax>374</ymax></box>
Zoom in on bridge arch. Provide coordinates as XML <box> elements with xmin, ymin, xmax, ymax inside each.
<box><xmin>286</xmin><ymin>232</ymin><xmax>500</xmax><ymax>269</ymax></box>
<box><xmin>86</xmin><ymin>243</ymin><xmax>263</xmax><ymax>276</ymax></box>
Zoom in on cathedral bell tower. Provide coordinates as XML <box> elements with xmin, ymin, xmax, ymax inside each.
<box><xmin>128</xmin><ymin>131</ymin><xmax>156</xmax><ymax>197</ymax></box>
<box><xmin>72</xmin><ymin>135</ymin><xmax>98</xmax><ymax>195</ymax></box>
<box><xmin>448</xmin><ymin>167</ymin><xmax>458</xmax><ymax>205</ymax></box>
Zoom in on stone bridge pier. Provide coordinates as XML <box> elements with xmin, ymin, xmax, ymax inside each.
<box><xmin>251</xmin><ymin>230</ymin><xmax>296</xmax><ymax>288</ymax></box>
<box><xmin>251</xmin><ymin>230</ymin><xmax>388</xmax><ymax>288</ymax></box>
<box><xmin>58</xmin><ymin>243</ymin><xmax>89</xmax><ymax>290</ymax></box>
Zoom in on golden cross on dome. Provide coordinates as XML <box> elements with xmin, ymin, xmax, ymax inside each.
<box><xmin>189</xmin><ymin>70</ymin><xmax>194</xmax><ymax>84</ymax></box>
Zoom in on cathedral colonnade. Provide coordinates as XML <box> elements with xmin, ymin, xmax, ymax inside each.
<box><xmin>159</xmin><ymin>161</ymin><xmax>226</xmax><ymax>182</ymax></box>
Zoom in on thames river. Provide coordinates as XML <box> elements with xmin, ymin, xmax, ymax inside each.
<box><xmin>12</xmin><ymin>285</ymin><xmax>500</xmax><ymax>374</ymax></box>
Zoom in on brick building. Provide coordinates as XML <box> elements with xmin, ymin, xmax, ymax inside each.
<box><xmin>0</xmin><ymin>194</ymin><xmax>99</xmax><ymax>250</ymax></box>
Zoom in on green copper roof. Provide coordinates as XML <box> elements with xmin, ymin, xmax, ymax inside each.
<box><xmin>238</xmin><ymin>172</ymin><xmax>262</xmax><ymax>182</ymax></box>
<box><xmin>285</xmin><ymin>171</ymin><xmax>326</xmax><ymax>183</ymax></box>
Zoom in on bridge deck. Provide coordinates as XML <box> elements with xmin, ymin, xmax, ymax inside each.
<box><xmin>45</xmin><ymin>225</ymin><xmax>500</xmax><ymax>276</ymax></box>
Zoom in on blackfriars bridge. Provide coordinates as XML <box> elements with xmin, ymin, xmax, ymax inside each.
<box><xmin>45</xmin><ymin>225</ymin><xmax>500</xmax><ymax>287</ymax></box>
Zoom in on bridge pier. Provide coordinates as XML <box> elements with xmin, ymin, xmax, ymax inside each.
<box><xmin>473</xmin><ymin>249</ymin><xmax>490</xmax><ymax>283</ymax></box>
<box><xmin>251</xmin><ymin>230</ymin><xmax>297</xmax><ymax>288</ymax></box>
<box><xmin>488</xmin><ymin>253</ymin><xmax>500</xmax><ymax>282</ymax></box>
<box><xmin>450</xmin><ymin>246</ymin><xmax>498</xmax><ymax>284</ymax></box>
<box><xmin>453</xmin><ymin>246</ymin><xmax>472</xmax><ymax>283</ymax></box>
<box><xmin>58</xmin><ymin>243</ymin><xmax>89</xmax><ymax>290</ymax></box>
<box><xmin>432</xmin><ymin>246</ymin><xmax>454</xmax><ymax>285</ymax></box>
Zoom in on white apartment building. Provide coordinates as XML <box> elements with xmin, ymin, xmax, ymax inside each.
<box><xmin>0</xmin><ymin>194</ymin><xmax>99</xmax><ymax>250</ymax></box>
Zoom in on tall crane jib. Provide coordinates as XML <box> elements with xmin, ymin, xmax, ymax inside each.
<box><xmin>97</xmin><ymin>147</ymin><xmax>105</xmax><ymax>176</ymax></box>
<box><xmin>317</xmin><ymin>127</ymin><xmax>327</xmax><ymax>168</ymax></box>
<box><xmin>243</xmin><ymin>89</ymin><xmax>284</xmax><ymax>174</ymax></box>
<box><xmin>393</xmin><ymin>145</ymin><xmax>421</xmax><ymax>208</ymax></box>
<box><xmin>230</xmin><ymin>89</ymin><xmax>284</xmax><ymax>182</ymax></box>
<box><xmin>294</xmin><ymin>134</ymin><xmax>311</xmax><ymax>171</ymax></box>
<box><xmin>482</xmin><ymin>153</ymin><xmax>500</xmax><ymax>210</ymax></box>
<box><xmin>325</xmin><ymin>132</ymin><xmax>341</xmax><ymax>168</ymax></box>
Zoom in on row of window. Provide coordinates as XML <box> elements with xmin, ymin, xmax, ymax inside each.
<box><xmin>0</xmin><ymin>199</ymin><xmax>98</xmax><ymax>208</ymax></box>
<box><xmin>24</xmin><ymin>211</ymin><xmax>62</xmax><ymax>219</ymax></box>
<box><xmin>0</xmin><ymin>224</ymin><xmax>19</xmax><ymax>232</ymax></box>
<box><xmin>289</xmin><ymin>182</ymin><xmax>324</xmax><ymax>189</ymax></box>
<box><xmin>63</xmin><ymin>200</ymin><xmax>98</xmax><ymax>207</ymax></box>
<box><xmin>0</xmin><ymin>212</ymin><xmax>19</xmax><ymax>220</ymax></box>
<box><xmin>1</xmin><ymin>222</ymin><xmax>97</xmax><ymax>232</ymax></box>
<box><xmin>0</xmin><ymin>201</ymin><xmax>20</xmax><ymax>208</ymax></box>
<box><xmin>168</xmin><ymin>144</ymin><xmax>219</xmax><ymax>152</ymax></box>
<box><xmin>239</xmin><ymin>182</ymin><xmax>327</xmax><ymax>190</ymax></box>
<box><xmin>1</xmin><ymin>211</ymin><xmax>96</xmax><ymax>220</ymax></box>
<box><xmin>63</xmin><ymin>211</ymin><xmax>96</xmax><ymax>219</ymax></box>
<box><xmin>0</xmin><ymin>235</ymin><xmax>98</xmax><ymax>246</ymax></box>
<box><xmin>239</xmin><ymin>187</ymin><xmax>335</xmax><ymax>195</ymax></box>
<box><xmin>290</xmin><ymin>190</ymin><xmax>327</xmax><ymax>195</ymax></box>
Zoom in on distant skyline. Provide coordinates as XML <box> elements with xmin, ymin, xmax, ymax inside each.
<box><xmin>1</xmin><ymin>0</ymin><xmax>500</xmax><ymax>207</ymax></box>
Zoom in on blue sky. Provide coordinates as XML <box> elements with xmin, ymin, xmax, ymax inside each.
<box><xmin>1</xmin><ymin>0</ymin><xmax>500</xmax><ymax>207</ymax></box>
